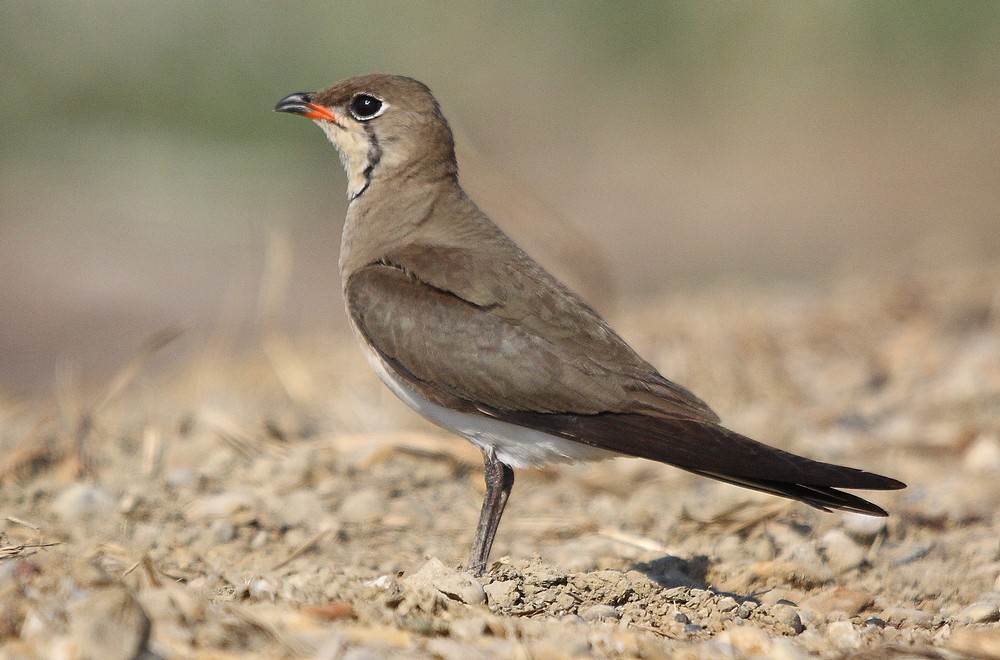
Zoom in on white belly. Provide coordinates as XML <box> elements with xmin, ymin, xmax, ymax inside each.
<box><xmin>351</xmin><ymin>326</ymin><xmax>618</xmax><ymax>469</ymax></box>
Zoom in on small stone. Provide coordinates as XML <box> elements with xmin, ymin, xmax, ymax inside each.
<box><xmin>553</xmin><ymin>592</ymin><xmax>576</xmax><ymax>612</ymax></box>
<box><xmin>772</xmin><ymin>604</ymin><xmax>804</xmax><ymax>634</ymax></box>
<box><xmin>579</xmin><ymin>604</ymin><xmax>619</xmax><ymax>622</ymax></box>
<box><xmin>963</xmin><ymin>433</ymin><xmax>1000</xmax><ymax>473</ymax></box>
<box><xmin>716</xmin><ymin>596</ymin><xmax>739</xmax><ymax>612</ymax></box>
<box><xmin>955</xmin><ymin>601</ymin><xmax>1000</xmax><ymax>624</ymax></box>
<box><xmin>248</xmin><ymin>577</ymin><xmax>274</xmax><ymax>601</ymax></box>
<box><xmin>68</xmin><ymin>587</ymin><xmax>151</xmax><ymax>660</ymax></box>
<box><xmin>825</xmin><ymin>620</ymin><xmax>861</xmax><ymax>651</ymax></box>
<box><xmin>483</xmin><ymin>580</ymin><xmax>520</xmax><ymax>609</ymax></box>
<box><xmin>250</xmin><ymin>530</ymin><xmax>268</xmax><ymax>550</ymax></box>
<box><xmin>883</xmin><ymin>606</ymin><xmax>934</xmax><ymax>628</ymax></box>
<box><xmin>403</xmin><ymin>558</ymin><xmax>486</xmax><ymax>606</ymax></box>
<box><xmin>366</xmin><ymin>575</ymin><xmax>393</xmax><ymax>589</ymax></box>
<box><xmin>52</xmin><ymin>483</ymin><xmax>116</xmax><ymax>525</ymax></box>
<box><xmin>795</xmin><ymin>607</ymin><xmax>823</xmax><ymax>629</ymax></box>
<box><xmin>841</xmin><ymin>512</ymin><xmax>887</xmax><ymax>539</ymax></box>
<box><xmin>818</xmin><ymin>529</ymin><xmax>866</xmax><ymax>573</ymax></box>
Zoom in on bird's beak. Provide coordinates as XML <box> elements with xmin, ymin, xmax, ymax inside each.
<box><xmin>274</xmin><ymin>92</ymin><xmax>338</xmax><ymax>122</ymax></box>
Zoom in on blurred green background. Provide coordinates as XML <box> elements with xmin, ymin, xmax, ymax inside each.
<box><xmin>2</xmin><ymin>2</ymin><xmax>999</xmax><ymax>392</ymax></box>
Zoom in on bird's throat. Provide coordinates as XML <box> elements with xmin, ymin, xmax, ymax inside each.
<box><xmin>316</xmin><ymin>120</ymin><xmax>376</xmax><ymax>201</ymax></box>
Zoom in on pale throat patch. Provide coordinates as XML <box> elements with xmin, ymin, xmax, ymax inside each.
<box><xmin>315</xmin><ymin>119</ymin><xmax>372</xmax><ymax>200</ymax></box>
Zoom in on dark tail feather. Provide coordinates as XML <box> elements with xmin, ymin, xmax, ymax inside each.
<box><xmin>492</xmin><ymin>410</ymin><xmax>905</xmax><ymax>515</ymax></box>
<box><xmin>686</xmin><ymin>469</ymin><xmax>891</xmax><ymax>515</ymax></box>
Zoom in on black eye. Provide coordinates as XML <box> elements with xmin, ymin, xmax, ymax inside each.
<box><xmin>349</xmin><ymin>94</ymin><xmax>384</xmax><ymax>120</ymax></box>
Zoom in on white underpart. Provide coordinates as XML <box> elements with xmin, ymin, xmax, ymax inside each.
<box><xmin>315</xmin><ymin>119</ymin><xmax>371</xmax><ymax>200</ymax></box>
<box><xmin>349</xmin><ymin>322</ymin><xmax>618</xmax><ymax>469</ymax></box>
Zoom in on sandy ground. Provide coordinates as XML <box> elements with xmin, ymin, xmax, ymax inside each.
<box><xmin>1</xmin><ymin>264</ymin><xmax>999</xmax><ymax>658</ymax></box>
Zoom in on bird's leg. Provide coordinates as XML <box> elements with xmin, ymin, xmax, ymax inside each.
<box><xmin>467</xmin><ymin>447</ymin><xmax>515</xmax><ymax>576</ymax></box>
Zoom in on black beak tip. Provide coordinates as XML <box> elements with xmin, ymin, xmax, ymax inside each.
<box><xmin>274</xmin><ymin>92</ymin><xmax>313</xmax><ymax>114</ymax></box>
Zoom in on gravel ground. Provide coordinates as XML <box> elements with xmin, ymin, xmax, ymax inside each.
<box><xmin>1</xmin><ymin>264</ymin><xmax>999</xmax><ymax>658</ymax></box>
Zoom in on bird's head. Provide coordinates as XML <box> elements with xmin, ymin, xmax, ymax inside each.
<box><xmin>275</xmin><ymin>74</ymin><xmax>457</xmax><ymax>201</ymax></box>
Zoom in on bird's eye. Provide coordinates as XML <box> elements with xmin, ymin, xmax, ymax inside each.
<box><xmin>349</xmin><ymin>94</ymin><xmax>385</xmax><ymax>120</ymax></box>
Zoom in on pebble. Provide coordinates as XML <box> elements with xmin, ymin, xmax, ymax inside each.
<box><xmin>716</xmin><ymin>596</ymin><xmax>739</xmax><ymax>612</ymax></box>
<box><xmin>52</xmin><ymin>483</ymin><xmax>116</xmax><ymax>525</ymax></box>
<box><xmin>249</xmin><ymin>530</ymin><xmax>269</xmax><ymax>550</ymax></box>
<box><xmin>963</xmin><ymin>433</ymin><xmax>1000</xmax><ymax>473</ymax></box>
<box><xmin>771</xmin><ymin>604</ymin><xmax>805</xmax><ymax>634</ymax></box>
<box><xmin>883</xmin><ymin>606</ymin><xmax>934</xmax><ymax>628</ymax></box>
<box><xmin>483</xmin><ymin>580</ymin><xmax>520</xmax><ymax>609</ymax></box>
<box><xmin>863</xmin><ymin>616</ymin><xmax>886</xmax><ymax>628</ymax></box>
<box><xmin>365</xmin><ymin>575</ymin><xmax>393</xmax><ymax>589</ymax></box>
<box><xmin>955</xmin><ymin>601</ymin><xmax>1000</xmax><ymax>624</ymax></box>
<box><xmin>248</xmin><ymin>577</ymin><xmax>275</xmax><ymax>601</ymax></box>
<box><xmin>404</xmin><ymin>558</ymin><xmax>486</xmax><ymax>606</ymax></box>
<box><xmin>841</xmin><ymin>511</ymin><xmax>887</xmax><ymax>539</ymax></box>
<box><xmin>818</xmin><ymin>529</ymin><xmax>866</xmax><ymax>573</ymax></box>
<box><xmin>825</xmin><ymin>620</ymin><xmax>861</xmax><ymax>651</ymax></box>
<box><xmin>68</xmin><ymin>587</ymin><xmax>151</xmax><ymax>660</ymax></box>
<box><xmin>578</xmin><ymin>604</ymin><xmax>620</xmax><ymax>622</ymax></box>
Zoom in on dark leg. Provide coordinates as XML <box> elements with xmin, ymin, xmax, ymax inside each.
<box><xmin>467</xmin><ymin>447</ymin><xmax>515</xmax><ymax>576</ymax></box>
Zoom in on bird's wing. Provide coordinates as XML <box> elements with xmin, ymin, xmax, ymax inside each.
<box><xmin>374</xmin><ymin>240</ymin><xmax>720</xmax><ymax>421</ymax></box>
<box><xmin>345</xmin><ymin>259</ymin><xmax>718</xmax><ymax>420</ymax></box>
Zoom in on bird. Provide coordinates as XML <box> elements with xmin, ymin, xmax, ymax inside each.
<box><xmin>274</xmin><ymin>74</ymin><xmax>905</xmax><ymax>576</ymax></box>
